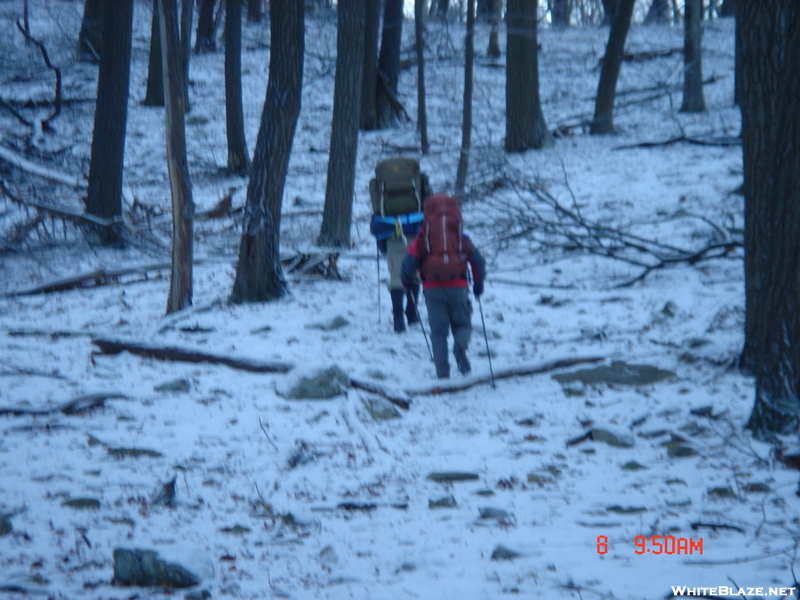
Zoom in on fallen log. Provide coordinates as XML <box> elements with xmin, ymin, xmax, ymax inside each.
<box><xmin>404</xmin><ymin>356</ymin><xmax>606</xmax><ymax>395</ymax></box>
<box><xmin>91</xmin><ymin>337</ymin><xmax>294</xmax><ymax>374</ymax></box>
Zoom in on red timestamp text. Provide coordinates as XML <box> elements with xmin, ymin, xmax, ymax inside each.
<box><xmin>595</xmin><ymin>535</ymin><xmax>704</xmax><ymax>555</ymax></box>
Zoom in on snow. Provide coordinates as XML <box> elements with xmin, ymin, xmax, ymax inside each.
<box><xmin>1</xmin><ymin>2</ymin><xmax>798</xmax><ymax>599</ymax></box>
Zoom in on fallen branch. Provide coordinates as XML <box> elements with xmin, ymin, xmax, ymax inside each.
<box><xmin>350</xmin><ymin>378</ymin><xmax>412</xmax><ymax>410</ymax></box>
<box><xmin>5</xmin><ymin>263</ymin><xmax>171</xmax><ymax>297</ymax></box>
<box><xmin>0</xmin><ymin>148</ymin><xmax>85</xmax><ymax>188</ymax></box>
<box><xmin>16</xmin><ymin>19</ymin><xmax>62</xmax><ymax>129</ymax></box>
<box><xmin>91</xmin><ymin>337</ymin><xmax>294</xmax><ymax>374</ymax></box>
<box><xmin>404</xmin><ymin>356</ymin><xmax>605</xmax><ymax>395</ymax></box>
<box><xmin>1</xmin><ymin>180</ymin><xmax>116</xmax><ymax>228</ymax></box>
<box><xmin>614</xmin><ymin>134</ymin><xmax>741</xmax><ymax>151</ymax></box>
<box><xmin>0</xmin><ymin>392</ymin><xmax>127</xmax><ymax>416</ymax></box>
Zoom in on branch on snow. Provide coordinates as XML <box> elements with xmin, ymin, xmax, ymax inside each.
<box><xmin>15</xmin><ymin>19</ymin><xmax>63</xmax><ymax>130</ymax></box>
<box><xmin>404</xmin><ymin>356</ymin><xmax>605</xmax><ymax>396</ymax></box>
<box><xmin>91</xmin><ymin>337</ymin><xmax>294</xmax><ymax>374</ymax></box>
<box><xmin>0</xmin><ymin>392</ymin><xmax>127</xmax><ymax>416</ymax></box>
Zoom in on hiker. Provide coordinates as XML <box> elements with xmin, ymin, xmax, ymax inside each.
<box><xmin>369</xmin><ymin>158</ymin><xmax>431</xmax><ymax>333</ymax></box>
<box><xmin>400</xmin><ymin>193</ymin><xmax>486</xmax><ymax>379</ymax></box>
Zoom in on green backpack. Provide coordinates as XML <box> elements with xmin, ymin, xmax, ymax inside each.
<box><xmin>369</xmin><ymin>158</ymin><xmax>426</xmax><ymax>217</ymax></box>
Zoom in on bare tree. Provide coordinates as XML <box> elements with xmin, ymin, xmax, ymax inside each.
<box><xmin>737</xmin><ymin>1</ymin><xmax>800</xmax><ymax>439</ymax></box>
<box><xmin>487</xmin><ymin>0</ymin><xmax>501</xmax><ymax>58</ymax></box>
<box><xmin>158</xmin><ymin>0</ymin><xmax>194</xmax><ymax>314</ymax></box>
<box><xmin>146</xmin><ymin>0</ymin><xmax>193</xmax><ymax>108</ymax></box>
<box><xmin>225</xmin><ymin>0</ymin><xmax>251</xmax><ymax>175</ymax></box>
<box><xmin>180</xmin><ymin>0</ymin><xmax>194</xmax><ymax>108</ymax></box>
<box><xmin>601</xmin><ymin>0</ymin><xmax>617</xmax><ymax>25</ymax></box>
<box><xmin>376</xmin><ymin>0</ymin><xmax>405</xmax><ymax>128</ymax></box>
<box><xmin>317</xmin><ymin>0</ymin><xmax>365</xmax><ymax>248</ymax></box>
<box><xmin>84</xmin><ymin>0</ymin><xmax>135</xmax><ymax>245</ymax></box>
<box><xmin>230</xmin><ymin>1</ymin><xmax>305</xmax><ymax>303</ymax></box>
<box><xmin>590</xmin><ymin>0</ymin><xmax>635</xmax><ymax>134</ymax></box>
<box><xmin>455</xmin><ymin>0</ymin><xmax>475</xmax><ymax>196</ymax></box>
<box><xmin>247</xmin><ymin>0</ymin><xmax>263</xmax><ymax>22</ymax></box>
<box><xmin>680</xmin><ymin>0</ymin><xmax>706</xmax><ymax>112</ymax></box>
<box><xmin>505</xmin><ymin>0</ymin><xmax>553</xmax><ymax>151</ymax></box>
<box><xmin>551</xmin><ymin>0</ymin><xmax>572</xmax><ymax>27</ymax></box>
<box><xmin>78</xmin><ymin>0</ymin><xmax>104</xmax><ymax>61</ymax></box>
<box><xmin>144</xmin><ymin>0</ymin><xmax>165</xmax><ymax>107</ymax></box>
<box><xmin>415</xmin><ymin>0</ymin><xmax>430</xmax><ymax>153</ymax></box>
<box><xmin>644</xmin><ymin>0</ymin><xmax>671</xmax><ymax>23</ymax></box>
<box><xmin>195</xmin><ymin>0</ymin><xmax>217</xmax><ymax>53</ymax></box>
<box><xmin>360</xmin><ymin>0</ymin><xmax>381</xmax><ymax>130</ymax></box>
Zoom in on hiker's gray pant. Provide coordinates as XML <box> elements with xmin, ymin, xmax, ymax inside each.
<box><xmin>423</xmin><ymin>287</ymin><xmax>472</xmax><ymax>378</ymax></box>
<box><xmin>386</xmin><ymin>236</ymin><xmax>416</xmax><ymax>291</ymax></box>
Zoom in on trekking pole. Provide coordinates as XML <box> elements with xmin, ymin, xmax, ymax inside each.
<box><xmin>410</xmin><ymin>291</ymin><xmax>434</xmax><ymax>362</ymax></box>
<box><xmin>477</xmin><ymin>296</ymin><xmax>495</xmax><ymax>388</ymax></box>
<box><xmin>376</xmin><ymin>244</ymin><xmax>381</xmax><ymax>325</ymax></box>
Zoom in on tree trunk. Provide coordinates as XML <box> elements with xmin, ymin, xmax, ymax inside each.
<box><xmin>737</xmin><ymin>1</ymin><xmax>800</xmax><ymax>439</ymax></box>
<box><xmin>431</xmin><ymin>0</ymin><xmax>449</xmax><ymax>19</ymax></box>
<box><xmin>225</xmin><ymin>0</ymin><xmax>251</xmax><ymax>175</ymax></box>
<box><xmin>78</xmin><ymin>0</ymin><xmax>104</xmax><ymax>61</ymax></box>
<box><xmin>551</xmin><ymin>0</ymin><xmax>572</xmax><ymax>27</ymax></box>
<box><xmin>719</xmin><ymin>0</ymin><xmax>734</xmax><ymax>17</ymax></box>
<box><xmin>476</xmin><ymin>0</ymin><xmax>492</xmax><ymax>21</ymax></box>
<box><xmin>317</xmin><ymin>0</ymin><xmax>365</xmax><ymax>248</ymax></box>
<box><xmin>505</xmin><ymin>0</ymin><xmax>553</xmax><ymax>152</ymax></box>
<box><xmin>590</xmin><ymin>0</ymin><xmax>635</xmax><ymax>134</ymax></box>
<box><xmin>680</xmin><ymin>0</ymin><xmax>706</xmax><ymax>112</ymax></box>
<box><xmin>159</xmin><ymin>0</ymin><xmax>194</xmax><ymax>314</ymax></box>
<box><xmin>180</xmin><ymin>0</ymin><xmax>194</xmax><ymax>109</ymax></box>
<box><xmin>195</xmin><ymin>0</ymin><xmax>217</xmax><ymax>53</ymax></box>
<box><xmin>376</xmin><ymin>0</ymin><xmax>404</xmax><ymax>128</ymax></box>
<box><xmin>360</xmin><ymin>0</ymin><xmax>380</xmax><ymax>130</ymax></box>
<box><xmin>416</xmin><ymin>0</ymin><xmax>430</xmax><ymax>154</ymax></box>
<box><xmin>601</xmin><ymin>0</ymin><xmax>617</xmax><ymax>25</ymax></box>
<box><xmin>487</xmin><ymin>0</ymin><xmax>501</xmax><ymax>58</ymax></box>
<box><xmin>85</xmin><ymin>0</ymin><xmax>134</xmax><ymax>245</ymax></box>
<box><xmin>644</xmin><ymin>0</ymin><xmax>671</xmax><ymax>24</ymax></box>
<box><xmin>454</xmin><ymin>0</ymin><xmax>475</xmax><ymax>196</ymax></box>
<box><xmin>230</xmin><ymin>1</ymin><xmax>304</xmax><ymax>303</ymax></box>
<box><xmin>144</xmin><ymin>0</ymin><xmax>165</xmax><ymax>107</ymax></box>
<box><xmin>247</xmin><ymin>0</ymin><xmax>263</xmax><ymax>22</ymax></box>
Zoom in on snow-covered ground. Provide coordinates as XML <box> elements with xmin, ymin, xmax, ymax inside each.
<box><xmin>1</xmin><ymin>2</ymin><xmax>797</xmax><ymax>599</ymax></box>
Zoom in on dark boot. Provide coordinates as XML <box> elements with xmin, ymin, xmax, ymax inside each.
<box><xmin>405</xmin><ymin>284</ymin><xmax>420</xmax><ymax>325</ymax></box>
<box><xmin>390</xmin><ymin>289</ymin><xmax>405</xmax><ymax>333</ymax></box>
<box><xmin>454</xmin><ymin>344</ymin><xmax>471</xmax><ymax>375</ymax></box>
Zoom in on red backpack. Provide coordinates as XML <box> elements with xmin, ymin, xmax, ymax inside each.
<box><xmin>419</xmin><ymin>194</ymin><xmax>474</xmax><ymax>282</ymax></box>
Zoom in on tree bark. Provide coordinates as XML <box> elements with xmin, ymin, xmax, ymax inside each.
<box><xmin>737</xmin><ymin>1</ymin><xmax>800</xmax><ymax>439</ymax></box>
<box><xmin>78</xmin><ymin>0</ymin><xmax>104</xmax><ymax>61</ymax></box>
<box><xmin>551</xmin><ymin>0</ymin><xmax>572</xmax><ymax>27</ymax></box>
<box><xmin>84</xmin><ymin>0</ymin><xmax>134</xmax><ymax>245</ymax></box>
<box><xmin>376</xmin><ymin>0</ymin><xmax>404</xmax><ymax>128</ymax></box>
<box><xmin>680</xmin><ymin>0</ymin><xmax>706</xmax><ymax>112</ymax></box>
<box><xmin>180</xmin><ymin>0</ymin><xmax>194</xmax><ymax>108</ymax></box>
<box><xmin>230</xmin><ymin>1</ymin><xmax>304</xmax><ymax>303</ymax></box>
<box><xmin>590</xmin><ymin>0</ymin><xmax>636</xmax><ymax>134</ymax></box>
<box><xmin>644</xmin><ymin>0</ymin><xmax>671</xmax><ymax>24</ymax></box>
<box><xmin>455</xmin><ymin>0</ymin><xmax>475</xmax><ymax>196</ymax></box>
<box><xmin>195</xmin><ymin>0</ymin><xmax>217</xmax><ymax>53</ymax></box>
<box><xmin>159</xmin><ymin>0</ymin><xmax>194</xmax><ymax>314</ymax></box>
<box><xmin>601</xmin><ymin>0</ymin><xmax>617</xmax><ymax>25</ymax></box>
<box><xmin>360</xmin><ymin>0</ymin><xmax>381</xmax><ymax>130</ymax></box>
<box><xmin>144</xmin><ymin>0</ymin><xmax>165</xmax><ymax>107</ymax></box>
<box><xmin>415</xmin><ymin>0</ymin><xmax>430</xmax><ymax>154</ymax></box>
<box><xmin>317</xmin><ymin>0</ymin><xmax>365</xmax><ymax>248</ymax></box>
<box><xmin>487</xmin><ymin>0</ymin><xmax>501</xmax><ymax>58</ymax></box>
<box><xmin>247</xmin><ymin>0</ymin><xmax>263</xmax><ymax>22</ymax></box>
<box><xmin>505</xmin><ymin>0</ymin><xmax>553</xmax><ymax>152</ymax></box>
<box><xmin>225</xmin><ymin>0</ymin><xmax>251</xmax><ymax>175</ymax></box>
